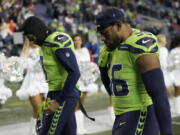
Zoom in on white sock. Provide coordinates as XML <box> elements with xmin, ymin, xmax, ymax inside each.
<box><xmin>174</xmin><ymin>96</ymin><xmax>180</xmax><ymax>115</ymax></box>
<box><xmin>169</xmin><ymin>98</ymin><xmax>175</xmax><ymax>114</ymax></box>
<box><xmin>75</xmin><ymin>110</ymin><xmax>87</xmax><ymax>134</ymax></box>
<box><xmin>107</xmin><ymin>106</ymin><xmax>115</xmax><ymax>123</ymax></box>
<box><xmin>28</xmin><ymin>117</ymin><xmax>37</xmax><ymax>135</ymax></box>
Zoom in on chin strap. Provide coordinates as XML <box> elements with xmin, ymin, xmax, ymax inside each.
<box><xmin>79</xmin><ymin>100</ymin><xmax>95</xmax><ymax>121</ymax></box>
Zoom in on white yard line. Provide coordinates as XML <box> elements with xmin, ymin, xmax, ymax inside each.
<box><xmin>0</xmin><ymin>107</ymin><xmax>21</xmax><ymax>112</ymax></box>
<box><xmin>172</xmin><ymin>121</ymin><xmax>180</xmax><ymax>126</ymax></box>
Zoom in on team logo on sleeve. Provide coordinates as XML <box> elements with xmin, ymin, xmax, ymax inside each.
<box><xmin>142</xmin><ymin>39</ymin><xmax>151</xmax><ymax>44</ymax></box>
<box><xmin>136</xmin><ymin>37</ymin><xmax>156</xmax><ymax>48</ymax></box>
<box><xmin>57</xmin><ymin>36</ymin><xmax>64</xmax><ymax>40</ymax></box>
<box><xmin>65</xmin><ymin>52</ymin><xmax>70</xmax><ymax>57</ymax></box>
<box><xmin>54</xmin><ymin>35</ymin><xmax>68</xmax><ymax>43</ymax></box>
<box><xmin>119</xmin><ymin>121</ymin><xmax>126</xmax><ymax>126</ymax></box>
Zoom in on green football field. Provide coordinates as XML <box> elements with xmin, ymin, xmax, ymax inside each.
<box><xmin>0</xmin><ymin>82</ymin><xmax>180</xmax><ymax>135</ymax></box>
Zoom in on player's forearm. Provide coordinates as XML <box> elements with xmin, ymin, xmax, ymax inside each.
<box><xmin>99</xmin><ymin>67</ymin><xmax>112</xmax><ymax>95</ymax></box>
<box><xmin>152</xmin><ymin>97</ymin><xmax>173</xmax><ymax>135</ymax></box>
<box><xmin>142</xmin><ymin>68</ymin><xmax>173</xmax><ymax>135</ymax></box>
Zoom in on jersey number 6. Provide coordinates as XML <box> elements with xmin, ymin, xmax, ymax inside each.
<box><xmin>111</xmin><ymin>64</ymin><xmax>129</xmax><ymax>96</ymax></box>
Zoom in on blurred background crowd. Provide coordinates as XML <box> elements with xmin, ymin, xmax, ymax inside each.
<box><xmin>0</xmin><ymin>0</ymin><xmax>180</xmax><ymax>57</ymax></box>
<box><xmin>0</xmin><ymin>1</ymin><xmax>180</xmax><ymax>134</ymax></box>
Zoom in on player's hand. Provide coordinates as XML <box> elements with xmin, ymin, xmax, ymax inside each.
<box><xmin>44</xmin><ymin>100</ymin><xmax>60</xmax><ymax>114</ymax></box>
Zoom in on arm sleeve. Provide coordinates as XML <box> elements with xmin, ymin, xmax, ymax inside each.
<box><xmin>98</xmin><ymin>46</ymin><xmax>112</xmax><ymax>95</ymax></box>
<box><xmin>142</xmin><ymin>68</ymin><xmax>172</xmax><ymax>135</ymax></box>
<box><xmin>99</xmin><ymin>67</ymin><xmax>112</xmax><ymax>95</ymax></box>
<box><xmin>54</xmin><ymin>48</ymin><xmax>80</xmax><ymax>104</ymax></box>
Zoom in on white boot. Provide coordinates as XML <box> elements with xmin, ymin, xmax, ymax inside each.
<box><xmin>107</xmin><ymin>106</ymin><xmax>115</xmax><ymax>125</ymax></box>
<box><xmin>28</xmin><ymin>117</ymin><xmax>37</xmax><ymax>135</ymax></box>
<box><xmin>174</xmin><ymin>96</ymin><xmax>180</xmax><ymax>116</ymax></box>
<box><xmin>75</xmin><ymin>110</ymin><xmax>87</xmax><ymax>135</ymax></box>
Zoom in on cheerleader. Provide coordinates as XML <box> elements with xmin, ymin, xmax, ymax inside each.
<box><xmin>168</xmin><ymin>36</ymin><xmax>180</xmax><ymax>115</ymax></box>
<box><xmin>16</xmin><ymin>39</ymin><xmax>48</xmax><ymax>135</ymax></box>
<box><xmin>157</xmin><ymin>34</ymin><xmax>172</xmax><ymax>96</ymax></box>
<box><xmin>0</xmin><ymin>53</ymin><xmax>12</xmax><ymax>105</ymax></box>
<box><xmin>73</xmin><ymin>34</ymin><xmax>99</xmax><ymax>135</ymax></box>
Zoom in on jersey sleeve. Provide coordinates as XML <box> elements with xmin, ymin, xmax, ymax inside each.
<box><xmin>129</xmin><ymin>32</ymin><xmax>160</xmax><ymax>62</ymax></box>
<box><xmin>98</xmin><ymin>46</ymin><xmax>110</xmax><ymax>67</ymax></box>
<box><xmin>44</xmin><ymin>32</ymin><xmax>75</xmax><ymax>52</ymax></box>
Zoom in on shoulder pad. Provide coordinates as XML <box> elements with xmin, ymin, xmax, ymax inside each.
<box><xmin>53</xmin><ymin>32</ymin><xmax>72</xmax><ymax>48</ymax></box>
<box><xmin>135</xmin><ymin>37</ymin><xmax>156</xmax><ymax>48</ymax></box>
<box><xmin>44</xmin><ymin>32</ymin><xmax>74</xmax><ymax>49</ymax></box>
<box><xmin>132</xmin><ymin>31</ymin><xmax>157</xmax><ymax>48</ymax></box>
<box><xmin>54</xmin><ymin>34</ymin><xmax>69</xmax><ymax>43</ymax></box>
<box><xmin>121</xmin><ymin>31</ymin><xmax>159</xmax><ymax>53</ymax></box>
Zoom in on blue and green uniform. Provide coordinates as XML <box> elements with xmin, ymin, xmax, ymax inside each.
<box><xmin>40</xmin><ymin>31</ymin><xmax>80</xmax><ymax>135</ymax></box>
<box><xmin>99</xmin><ymin>29</ymin><xmax>159</xmax><ymax>135</ymax></box>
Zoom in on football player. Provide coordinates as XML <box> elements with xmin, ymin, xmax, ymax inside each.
<box><xmin>96</xmin><ymin>7</ymin><xmax>173</xmax><ymax>135</ymax></box>
<box><xmin>22</xmin><ymin>16</ymin><xmax>80</xmax><ymax>135</ymax></box>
